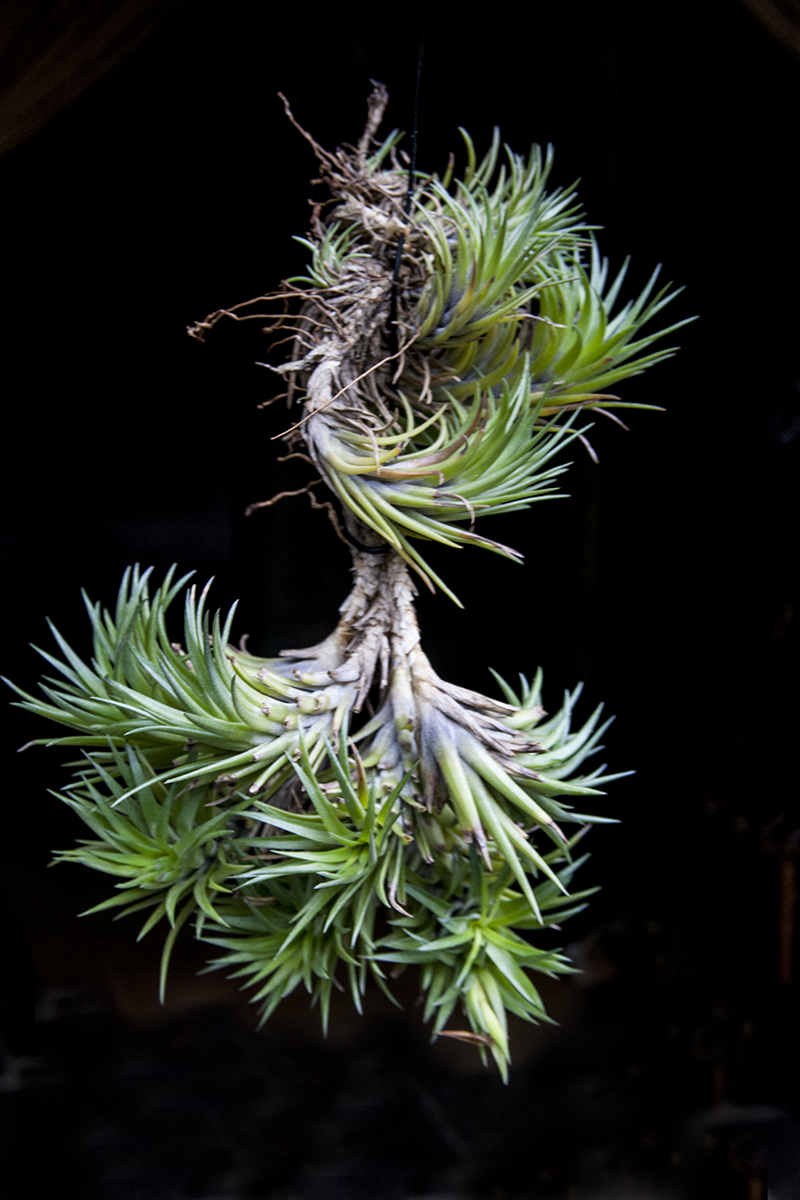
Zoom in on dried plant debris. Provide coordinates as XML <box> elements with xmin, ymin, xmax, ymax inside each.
<box><xmin>8</xmin><ymin>85</ymin><xmax>688</xmax><ymax>1077</ymax></box>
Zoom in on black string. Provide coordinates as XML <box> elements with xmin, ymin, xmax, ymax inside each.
<box><xmin>387</xmin><ymin>34</ymin><xmax>425</xmax><ymax>356</ymax></box>
<box><xmin>341</xmin><ymin>527</ymin><xmax>390</xmax><ymax>555</ymax></box>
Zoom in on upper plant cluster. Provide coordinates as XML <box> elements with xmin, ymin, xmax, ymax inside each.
<box><xmin>219</xmin><ymin>85</ymin><xmax>688</xmax><ymax>601</ymax></box>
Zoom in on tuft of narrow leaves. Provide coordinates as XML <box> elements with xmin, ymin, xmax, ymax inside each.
<box><xmin>8</xmin><ymin>97</ymin><xmax>682</xmax><ymax>1076</ymax></box>
<box><xmin>8</xmin><ymin>567</ymin><xmax>616</xmax><ymax>1076</ymax></box>
<box><xmin>271</xmin><ymin>114</ymin><xmax>693</xmax><ymax>600</ymax></box>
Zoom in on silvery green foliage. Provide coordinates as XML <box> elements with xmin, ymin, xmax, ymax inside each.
<box><xmin>277</xmin><ymin>102</ymin><xmax>689</xmax><ymax>603</ymax></box>
<box><xmin>9</xmin><ymin>92</ymin><xmax>685</xmax><ymax>1076</ymax></box>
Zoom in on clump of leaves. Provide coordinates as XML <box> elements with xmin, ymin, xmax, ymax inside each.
<box><xmin>8</xmin><ymin>84</ymin><xmax>688</xmax><ymax>1076</ymax></box>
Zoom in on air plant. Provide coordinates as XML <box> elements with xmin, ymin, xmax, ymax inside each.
<box><xmin>7</xmin><ymin>84</ymin><xmax>689</xmax><ymax>1078</ymax></box>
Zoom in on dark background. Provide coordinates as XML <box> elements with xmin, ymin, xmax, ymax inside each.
<box><xmin>2</xmin><ymin>2</ymin><xmax>799</xmax><ymax>1197</ymax></box>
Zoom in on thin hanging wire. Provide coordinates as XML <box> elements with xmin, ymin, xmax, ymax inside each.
<box><xmin>387</xmin><ymin>34</ymin><xmax>425</xmax><ymax>357</ymax></box>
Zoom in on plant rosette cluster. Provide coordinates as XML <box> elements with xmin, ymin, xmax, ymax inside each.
<box><xmin>7</xmin><ymin>85</ymin><xmax>688</xmax><ymax>1075</ymax></box>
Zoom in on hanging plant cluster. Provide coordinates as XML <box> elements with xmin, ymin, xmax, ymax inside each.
<box><xmin>8</xmin><ymin>85</ymin><xmax>688</xmax><ymax>1077</ymax></box>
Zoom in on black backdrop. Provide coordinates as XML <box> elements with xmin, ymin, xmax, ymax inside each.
<box><xmin>2</xmin><ymin>3</ymin><xmax>799</xmax><ymax>1197</ymax></box>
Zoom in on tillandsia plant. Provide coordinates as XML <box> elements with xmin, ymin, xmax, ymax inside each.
<box><xmin>7</xmin><ymin>85</ymin><xmax>690</xmax><ymax>1078</ymax></box>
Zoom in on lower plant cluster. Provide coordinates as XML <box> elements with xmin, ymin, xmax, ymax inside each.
<box><xmin>7</xmin><ymin>565</ymin><xmax>620</xmax><ymax>1077</ymax></box>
